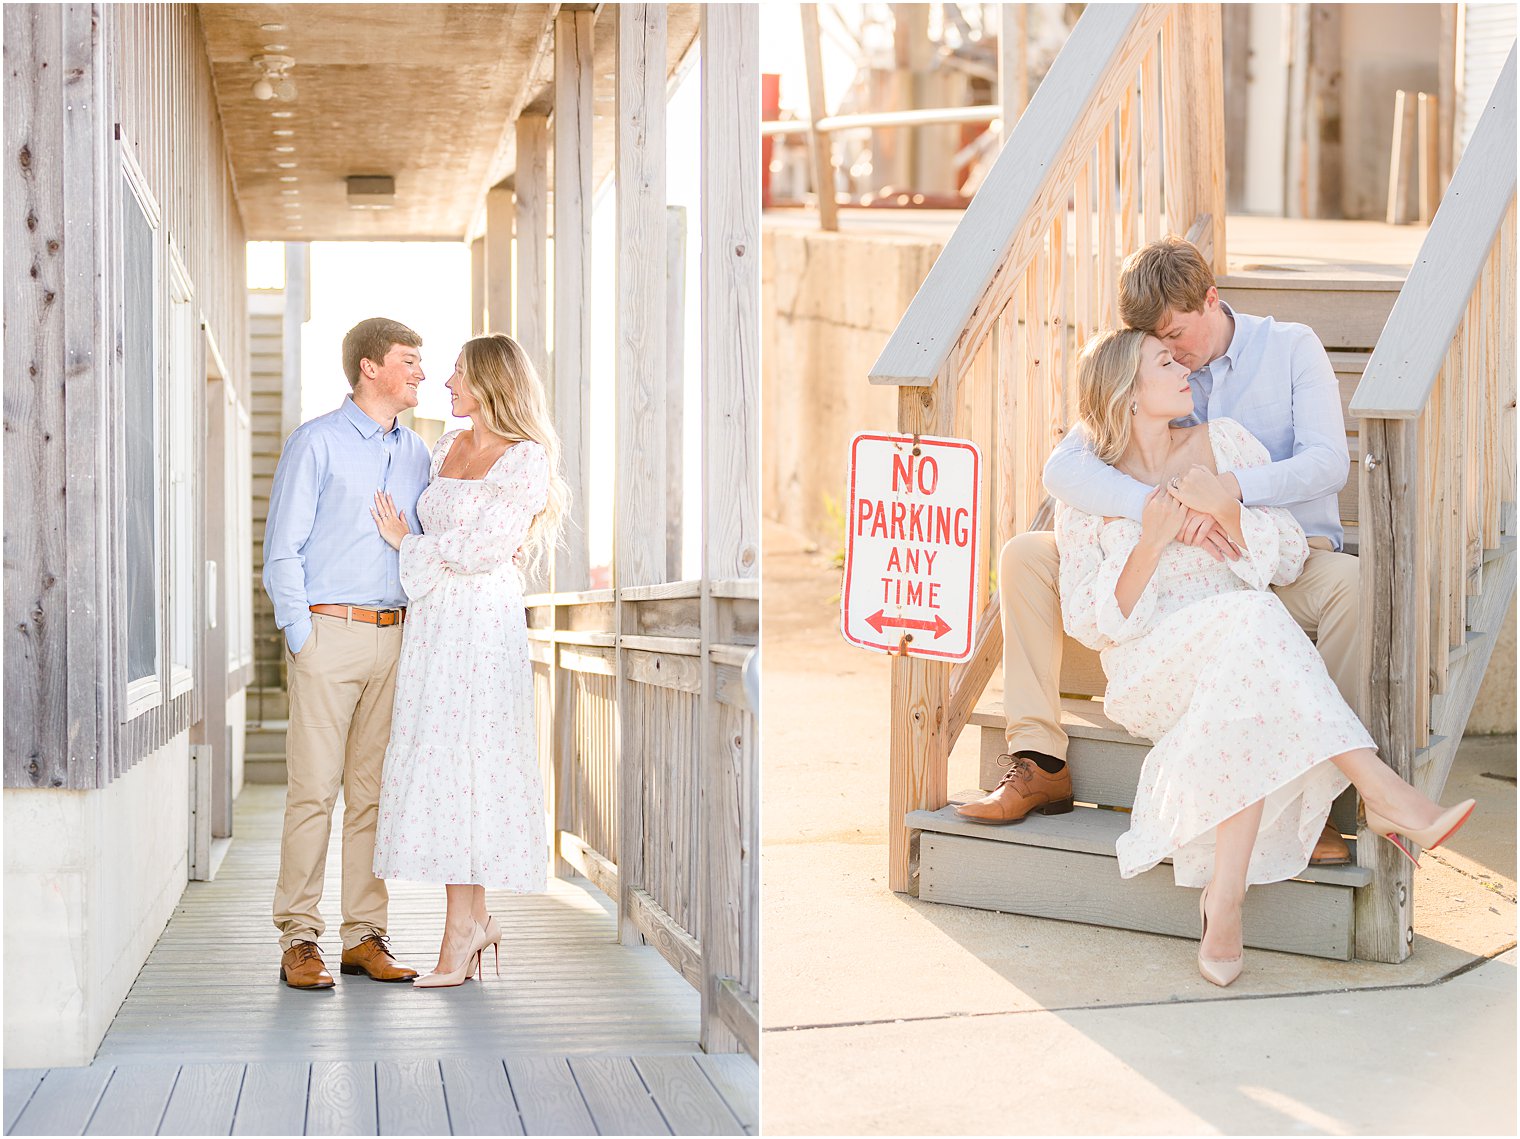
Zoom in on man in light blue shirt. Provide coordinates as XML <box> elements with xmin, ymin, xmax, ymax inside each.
<box><xmin>959</xmin><ymin>238</ymin><xmax>1358</xmax><ymax>866</ymax></box>
<box><xmin>263</xmin><ymin>317</ymin><xmax>431</xmax><ymax>988</ymax></box>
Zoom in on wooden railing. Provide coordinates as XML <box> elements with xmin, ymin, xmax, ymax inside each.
<box><xmin>1347</xmin><ymin>46</ymin><xmax>1517</xmax><ymax>964</ymax></box>
<box><xmin>527</xmin><ymin>581</ymin><xmax>759</xmax><ymax>1052</ymax></box>
<box><xmin>867</xmin><ymin>3</ymin><xmax>1227</xmax><ymax>892</ymax></box>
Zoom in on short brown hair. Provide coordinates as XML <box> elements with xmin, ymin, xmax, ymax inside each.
<box><xmin>1118</xmin><ymin>236</ymin><xmax>1214</xmax><ymax>332</ymax></box>
<box><xmin>342</xmin><ymin>317</ymin><xmax>422</xmax><ymax>388</ymax></box>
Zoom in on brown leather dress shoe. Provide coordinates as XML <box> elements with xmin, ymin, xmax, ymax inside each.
<box><xmin>1309</xmin><ymin>821</ymin><xmax>1352</xmax><ymax>865</ymax></box>
<box><xmin>340</xmin><ymin>934</ymin><xmax>419</xmax><ymax>982</ymax></box>
<box><xmin>954</xmin><ymin>754</ymin><xmax>1075</xmax><ymax>824</ymax></box>
<box><xmin>280</xmin><ymin>940</ymin><xmax>335</xmax><ymax>990</ymax></box>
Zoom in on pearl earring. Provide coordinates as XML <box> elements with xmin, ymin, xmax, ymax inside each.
<box><xmin>1130</xmin><ymin>400</ymin><xmax>1137</xmax><ymax>416</ymax></box>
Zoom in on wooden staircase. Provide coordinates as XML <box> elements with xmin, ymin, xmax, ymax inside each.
<box><xmin>245</xmin><ymin>291</ymin><xmax>293</xmax><ymax>784</ymax></box>
<box><xmin>867</xmin><ymin>3</ymin><xmax>1516</xmax><ymax>964</ymax></box>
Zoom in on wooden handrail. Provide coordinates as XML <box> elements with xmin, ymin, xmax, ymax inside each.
<box><xmin>868</xmin><ymin>3</ymin><xmax>1161</xmax><ymax>387</ymax></box>
<box><xmin>1351</xmin><ymin>47</ymin><xmax>1516</xmax><ymax>420</ymax></box>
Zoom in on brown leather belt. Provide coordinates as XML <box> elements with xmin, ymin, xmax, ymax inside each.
<box><xmin>309</xmin><ymin>604</ymin><xmax>406</xmax><ymax>627</ymax></box>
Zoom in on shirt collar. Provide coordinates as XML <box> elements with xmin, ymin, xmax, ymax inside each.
<box><xmin>1195</xmin><ymin>300</ymin><xmax>1244</xmax><ymax>382</ymax></box>
<box><xmin>341</xmin><ymin>395</ymin><xmax>397</xmax><ymax>439</ymax></box>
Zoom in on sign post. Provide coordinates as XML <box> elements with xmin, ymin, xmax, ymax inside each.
<box><xmin>841</xmin><ymin>432</ymin><xmax>982</xmax><ymax>662</ymax></box>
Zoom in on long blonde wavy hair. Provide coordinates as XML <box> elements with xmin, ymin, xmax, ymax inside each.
<box><xmin>458</xmin><ymin>334</ymin><xmax>569</xmax><ymax>575</ymax></box>
<box><xmin>1075</xmin><ymin>328</ymin><xmax>1149</xmax><ymax>465</ymax></box>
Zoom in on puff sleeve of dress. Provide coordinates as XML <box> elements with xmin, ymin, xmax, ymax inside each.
<box><xmin>399</xmin><ymin>438</ymin><xmax>548</xmax><ymax>601</ymax></box>
<box><xmin>1057</xmin><ymin>504</ymin><xmax>1163</xmax><ymax>651</ymax></box>
<box><xmin>1210</xmin><ymin>418</ymin><xmax>1310</xmax><ymax>592</ymax></box>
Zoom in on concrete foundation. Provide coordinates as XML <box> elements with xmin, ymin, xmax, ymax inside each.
<box><xmin>4</xmin><ymin>734</ymin><xmax>191</xmax><ymax>1068</ymax></box>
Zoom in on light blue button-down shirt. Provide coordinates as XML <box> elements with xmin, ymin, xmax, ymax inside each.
<box><xmin>1044</xmin><ymin>304</ymin><xmax>1350</xmax><ymax>548</ymax></box>
<box><xmin>262</xmin><ymin>397</ymin><xmax>431</xmax><ymax>652</ymax></box>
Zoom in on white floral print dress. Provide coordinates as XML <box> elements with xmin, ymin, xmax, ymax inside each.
<box><xmin>373</xmin><ymin>431</ymin><xmax>548</xmax><ymax>890</ymax></box>
<box><xmin>1058</xmin><ymin>418</ymin><xmax>1372</xmax><ymax>888</ymax></box>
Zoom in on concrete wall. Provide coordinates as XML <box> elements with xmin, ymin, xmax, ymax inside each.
<box><xmin>4</xmin><ymin>734</ymin><xmax>190</xmax><ymax>1068</ymax></box>
<box><xmin>761</xmin><ymin>223</ymin><xmax>944</xmax><ymax>552</ymax></box>
<box><xmin>1339</xmin><ymin>4</ymin><xmax>1443</xmax><ymax>220</ymax></box>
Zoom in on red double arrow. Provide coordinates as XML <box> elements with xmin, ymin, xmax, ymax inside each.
<box><xmin>865</xmin><ymin>610</ymin><xmax>951</xmax><ymax>638</ymax></box>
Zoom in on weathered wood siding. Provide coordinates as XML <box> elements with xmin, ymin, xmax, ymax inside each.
<box><xmin>4</xmin><ymin>3</ymin><xmax>247</xmax><ymax>788</ymax></box>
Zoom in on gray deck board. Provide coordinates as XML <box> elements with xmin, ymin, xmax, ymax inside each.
<box><xmin>568</xmin><ymin>1057</ymin><xmax>671</xmax><ymax>1136</ymax></box>
<box><xmin>692</xmin><ymin>1056</ymin><xmax>758</xmax><ymax>1135</ymax></box>
<box><xmin>377</xmin><ymin>1059</ymin><xmax>450</xmax><ymax>1136</ymax></box>
<box><xmin>95</xmin><ymin>785</ymin><xmax>699</xmax><ymax>1066</ymax></box>
<box><xmin>4</xmin><ymin>786</ymin><xmax>754</xmax><ymax>1137</ymax></box>
<box><xmin>2</xmin><ymin>1072</ymin><xmax>46</xmax><ymax>1132</ymax></box>
<box><xmin>84</xmin><ymin>1064</ymin><xmax>177</xmax><ymax>1135</ymax></box>
<box><xmin>505</xmin><ymin>1057</ymin><xmax>596</xmax><ymax>1135</ymax></box>
<box><xmin>439</xmin><ymin>1058</ymin><xmax>523</xmax><ymax>1136</ymax></box>
<box><xmin>7</xmin><ymin>1067</ymin><xmax>113</xmax><ymax>1136</ymax></box>
<box><xmin>229</xmin><ymin>1062</ymin><xmax>308</xmax><ymax>1136</ymax></box>
<box><xmin>305</xmin><ymin>1061</ymin><xmax>377</xmax><ymax>1135</ymax></box>
<box><xmin>156</xmin><ymin>1063</ymin><xmax>245</xmax><ymax>1135</ymax></box>
<box><xmin>633</xmin><ymin>1057</ymin><xmax>743</xmax><ymax>1136</ymax></box>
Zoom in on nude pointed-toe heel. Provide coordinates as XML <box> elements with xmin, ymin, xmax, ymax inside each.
<box><xmin>1364</xmin><ymin>799</ymin><xmax>1477</xmax><ymax>868</ymax></box>
<box><xmin>414</xmin><ymin>922</ymin><xmax>486</xmax><ymax>989</ymax></box>
<box><xmin>1197</xmin><ymin>885</ymin><xmax>1243</xmax><ymax>989</ymax></box>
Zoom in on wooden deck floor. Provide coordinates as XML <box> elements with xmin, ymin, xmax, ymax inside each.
<box><xmin>4</xmin><ymin>785</ymin><xmax>756</xmax><ymax>1136</ymax></box>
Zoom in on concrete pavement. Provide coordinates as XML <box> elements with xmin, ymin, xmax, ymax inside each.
<box><xmin>761</xmin><ymin>521</ymin><xmax>1517</xmax><ymax>1135</ymax></box>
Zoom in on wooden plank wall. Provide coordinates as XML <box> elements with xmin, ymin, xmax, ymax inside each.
<box><xmin>4</xmin><ymin>3</ymin><xmax>246</xmax><ymax>788</ymax></box>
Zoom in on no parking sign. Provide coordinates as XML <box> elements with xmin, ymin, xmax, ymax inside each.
<box><xmin>840</xmin><ymin>432</ymin><xmax>981</xmax><ymax>661</ymax></box>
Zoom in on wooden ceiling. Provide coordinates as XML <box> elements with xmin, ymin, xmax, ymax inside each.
<box><xmin>197</xmin><ymin>4</ymin><xmax>699</xmax><ymax>241</ymax></box>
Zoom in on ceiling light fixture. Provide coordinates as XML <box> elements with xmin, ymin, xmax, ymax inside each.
<box><xmin>250</xmin><ymin>54</ymin><xmax>297</xmax><ymax>102</ymax></box>
<box><xmin>347</xmin><ymin>174</ymin><xmax>396</xmax><ymax>210</ymax></box>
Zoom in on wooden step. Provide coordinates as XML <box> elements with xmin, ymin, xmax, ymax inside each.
<box><xmin>1216</xmin><ymin>276</ymin><xmax>1401</xmax><ymax>349</ymax></box>
<box><xmin>244</xmin><ymin>755</ymin><xmax>288</xmax><ymax>785</ymax></box>
<box><xmin>972</xmin><ymin>697</ymin><xmax>1144</xmax><ymax>797</ymax></box>
<box><xmin>910</xmin><ymin>801</ymin><xmax>1368</xmax><ymax>960</ymax></box>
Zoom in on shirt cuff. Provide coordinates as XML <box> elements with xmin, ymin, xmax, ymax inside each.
<box><xmin>1230</xmin><ymin>465</ymin><xmax>1267</xmax><ymax>507</ymax></box>
<box><xmin>285</xmin><ymin>617</ymin><xmax>313</xmax><ymax>655</ymax></box>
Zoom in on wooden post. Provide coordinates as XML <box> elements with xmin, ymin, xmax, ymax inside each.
<box><xmin>699</xmin><ymin>0</ymin><xmax>758</xmax><ymax>1053</ymax></box>
<box><xmin>614</xmin><ymin>1</ymin><xmax>668</xmax><ymax>946</ymax></box>
<box><xmin>1354</xmin><ymin>418</ymin><xmax>1420</xmax><ymax>963</ymax></box>
<box><xmin>1418</xmin><ymin>93</ymin><xmax>1439</xmax><ymax>225</ymax></box>
<box><xmin>666</xmin><ymin>204</ymin><xmax>687</xmax><ymax>582</ymax></box>
<box><xmin>515</xmin><ymin>112</ymin><xmax>550</xmax><ymax>382</ymax></box>
<box><xmin>553</xmin><ymin>9</ymin><xmax>593</xmax><ymax>592</ymax></box>
<box><xmin>1164</xmin><ymin>3</ymin><xmax>1227</xmax><ymax>272</ymax></box>
<box><xmin>1285</xmin><ymin>3</ymin><xmax>1310</xmax><ymax>220</ymax></box>
<box><xmin>997</xmin><ymin>4</ymin><xmax>1028</xmax><ymax>146</ymax></box>
<box><xmin>485</xmin><ymin>184</ymin><xmax>514</xmax><ymax>335</ymax></box>
<box><xmin>888</xmin><ymin>382</ymin><xmax>953</xmax><ymax>895</ymax></box>
<box><xmin>469</xmin><ymin>237</ymin><xmax>485</xmax><ymax>337</ymax></box>
<box><xmin>799</xmin><ymin>4</ymin><xmax>837</xmax><ymax>231</ymax></box>
<box><xmin>1387</xmin><ymin>90</ymin><xmax>1413</xmax><ymax>225</ymax></box>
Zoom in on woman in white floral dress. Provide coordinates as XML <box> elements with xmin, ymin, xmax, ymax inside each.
<box><xmin>1059</xmin><ymin>329</ymin><xmax>1474</xmax><ymax>986</ymax></box>
<box><xmin>370</xmin><ymin>334</ymin><xmax>567</xmax><ymax>987</ymax></box>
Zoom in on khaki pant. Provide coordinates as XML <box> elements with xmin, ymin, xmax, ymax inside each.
<box><xmin>1000</xmin><ymin>531</ymin><xmax>1362</xmax><ymax>758</ymax></box>
<box><xmin>273</xmin><ymin>613</ymin><xmax>404</xmax><ymax>951</ymax></box>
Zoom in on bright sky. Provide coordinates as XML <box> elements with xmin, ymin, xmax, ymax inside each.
<box><xmin>247</xmin><ymin>56</ymin><xmax>706</xmax><ymax>579</ymax></box>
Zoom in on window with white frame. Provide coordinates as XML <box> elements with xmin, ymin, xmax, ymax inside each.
<box><xmin>168</xmin><ymin>250</ymin><xmax>197</xmax><ymax>697</ymax></box>
<box><xmin>121</xmin><ymin>163</ymin><xmax>162</xmax><ymax>718</ymax></box>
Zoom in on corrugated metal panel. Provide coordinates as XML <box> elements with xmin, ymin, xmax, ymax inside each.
<box><xmin>1460</xmin><ymin>4</ymin><xmax>1517</xmax><ymax>157</ymax></box>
